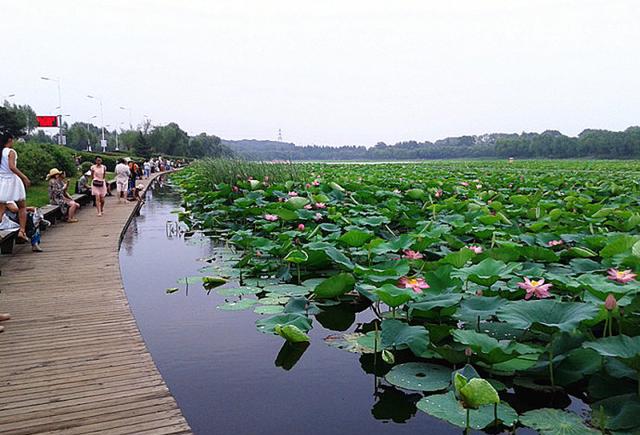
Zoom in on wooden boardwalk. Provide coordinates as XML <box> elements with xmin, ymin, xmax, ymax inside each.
<box><xmin>0</xmin><ymin>174</ymin><xmax>192</xmax><ymax>435</ymax></box>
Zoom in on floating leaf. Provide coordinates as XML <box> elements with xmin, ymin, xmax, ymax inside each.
<box><xmin>176</xmin><ymin>276</ymin><xmax>204</xmax><ymax>285</ymax></box>
<box><xmin>217</xmin><ymin>298</ymin><xmax>258</xmax><ymax>311</ymax></box>
<box><xmin>254</xmin><ymin>305</ymin><xmax>285</xmax><ymax>315</ymax></box>
<box><xmin>519</xmin><ymin>408</ymin><xmax>599</xmax><ymax>434</ymax></box>
<box><xmin>384</xmin><ymin>362</ymin><xmax>451</xmax><ymax>392</ymax></box>
<box><xmin>165</xmin><ymin>287</ymin><xmax>179</xmax><ymax>294</ymax></box>
<box><xmin>416</xmin><ymin>391</ymin><xmax>517</xmax><ymax>429</ymax></box>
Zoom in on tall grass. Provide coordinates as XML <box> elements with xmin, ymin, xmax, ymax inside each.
<box><xmin>189</xmin><ymin>158</ymin><xmax>304</xmax><ymax>188</ymax></box>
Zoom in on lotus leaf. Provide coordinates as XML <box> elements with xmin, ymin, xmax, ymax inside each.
<box><xmin>416</xmin><ymin>392</ymin><xmax>517</xmax><ymax>429</ymax></box>
<box><xmin>255</xmin><ymin>313</ymin><xmax>312</xmax><ymax>334</ymax></box>
<box><xmin>497</xmin><ymin>300</ymin><xmax>599</xmax><ymax>332</ymax></box>
<box><xmin>384</xmin><ymin>362</ymin><xmax>451</xmax><ymax>391</ymax></box>
<box><xmin>519</xmin><ymin>408</ymin><xmax>599</xmax><ymax>434</ymax></box>
<box><xmin>380</xmin><ymin>319</ymin><xmax>430</xmax><ymax>356</ymax></box>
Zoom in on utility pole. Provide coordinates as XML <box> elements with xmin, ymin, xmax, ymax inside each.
<box><xmin>41</xmin><ymin>77</ymin><xmax>63</xmax><ymax>144</ymax></box>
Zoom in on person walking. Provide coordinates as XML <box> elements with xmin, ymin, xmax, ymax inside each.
<box><xmin>0</xmin><ymin>133</ymin><xmax>31</xmax><ymax>242</ymax></box>
<box><xmin>91</xmin><ymin>156</ymin><xmax>108</xmax><ymax>216</ymax></box>
<box><xmin>114</xmin><ymin>158</ymin><xmax>130</xmax><ymax>203</ymax></box>
<box><xmin>143</xmin><ymin>160</ymin><xmax>151</xmax><ymax>179</ymax></box>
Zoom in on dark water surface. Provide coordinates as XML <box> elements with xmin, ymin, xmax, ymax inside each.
<box><xmin>120</xmin><ymin>183</ymin><xmax>543</xmax><ymax>435</ymax></box>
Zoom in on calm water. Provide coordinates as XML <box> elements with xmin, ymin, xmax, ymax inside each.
<box><xmin>119</xmin><ymin>182</ymin><xmax>547</xmax><ymax>435</ymax></box>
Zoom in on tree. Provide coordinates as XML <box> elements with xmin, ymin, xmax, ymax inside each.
<box><xmin>0</xmin><ymin>106</ymin><xmax>26</xmax><ymax>138</ymax></box>
<box><xmin>132</xmin><ymin>132</ymin><xmax>152</xmax><ymax>157</ymax></box>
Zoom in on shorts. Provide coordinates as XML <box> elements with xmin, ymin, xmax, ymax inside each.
<box><xmin>116</xmin><ymin>179</ymin><xmax>128</xmax><ymax>192</ymax></box>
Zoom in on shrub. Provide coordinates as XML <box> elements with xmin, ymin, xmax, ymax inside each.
<box><xmin>14</xmin><ymin>142</ymin><xmax>76</xmax><ymax>183</ymax></box>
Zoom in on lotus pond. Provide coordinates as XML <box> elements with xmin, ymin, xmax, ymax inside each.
<box><xmin>133</xmin><ymin>160</ymin><xmax>639</xmax><ymax>434</ymax></box>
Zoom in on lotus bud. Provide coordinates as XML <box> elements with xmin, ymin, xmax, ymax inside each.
<box><xmin>464</xmin><ymin>347</ymin><xmax>473</xmax><ymax>357</ymax></box>
<box><xmin>605</xmin><ymin>294</ymin><xmax>617</xmax><ymax>311</ymax></box>
<box><xmin>297</xmin><ymin>224</ymin><xmax>305</xmax><ymax>231</ymax></box>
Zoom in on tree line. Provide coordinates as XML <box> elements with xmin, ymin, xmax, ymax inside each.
<box><xmin>223</xmin><ymin>128</ymin><xmax>640</xmax><ymax>160</ymax></box>
<box><xmin>1</xmin><ymin>101</ymin><xmax>233</xmax><ymax>159</ymax></box>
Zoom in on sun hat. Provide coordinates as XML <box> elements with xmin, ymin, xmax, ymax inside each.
<box><xmin>46</xmin><ymin>168</ymin><xmax>62</xmax><ymax>179</ymax></box>
<box><xmin>84</xmin><ymin>170</ymin><xmax>91</xmax><ymax>176</ymax></box>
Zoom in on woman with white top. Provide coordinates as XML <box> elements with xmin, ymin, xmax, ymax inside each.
<box><xmin>0</xmin><ymin>133</ymin><xmax>31</xmax><ymax>242</ymax></box>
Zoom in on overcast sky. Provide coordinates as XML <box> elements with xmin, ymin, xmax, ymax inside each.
<box><xmin>2</xmin><ymin>1</ymin><xmax>639</xmax><ymax>146</ymax></box>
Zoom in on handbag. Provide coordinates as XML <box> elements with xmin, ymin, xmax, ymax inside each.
<box><xmin>92</xmin><ymin>179</ymin><xmax>104</xmax><ymax>187</ymax></box>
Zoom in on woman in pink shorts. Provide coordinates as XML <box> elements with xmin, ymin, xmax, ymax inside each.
<box><xmin>91</xmin><ymin>156</ymin><xmax>108</xmax><ymax>216</ymax></box>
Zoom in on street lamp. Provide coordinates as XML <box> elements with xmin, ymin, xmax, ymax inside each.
<box><xmin>119</xmin><ymin>106</ymin><xmax>132</xmax><ymax>129</ymax></box>
<box><xmin>41</xmin><ymin>76</ymin><xmax>64</xmax><ymax>144</ymax></box>
<box><xmin>87</xmin><ymin>115</ymin><xmax>98</xmax><ymax>151</ymax></box>
<box><xmin>87</xmin><ymin>95</ymin><xmax>105</xmax><ymax>151</ymax></box>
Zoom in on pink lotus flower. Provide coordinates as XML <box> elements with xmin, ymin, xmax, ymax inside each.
<box><xmin>312</xmin><ymin>180</ymin><xmax>320</xmax><ymax>186</ymax></box>
<box><xmin>264</xmin><ymin>214</ymin><xmax>279</xmax><ymax>222</ymax></box>
<box><xmin>278</xmin><ymin>197</ymin><xmax>285</xmax><ymax>202</ymax></box>
<box><xmin>547</xmin><ymin>240</ymin><xmax>564</xmax><ymax>247</ymax></box>
<box><xmin>399</xmin><ymin>276</ymin><xmax>430</xmax><ymax>294</ymax></box>
<box><xmin>264</xmin><ymin>176</ymin><xmax>269</xmax><ymax>182</ymax></box>
<box><xmin>605</xmin><ymin>294</ymin><xmax>617</xmax><ymax>311</ymax></box>
<box><xmin>476</xmin><ymin>184</ymin><xmax>482</xmax><ymax>189</ymax></box>
<box><xmin>460</xmin><ymin>182</ymin><xmax>469</xmax><ymax>187</ymax></box>
<box><xmin>288</xmin><ymin>191</ymin><xmax>298</xmax><ymax>197</ymax></box>
<box><xmin>255</xmin><ymin>250</ymin><xmax>263</xmax><ymax>257</ymax></box>
<box><xmin>297</xmin><ymin>224</ymin><xmax>305</xmax><ymax>231</ymax></box>
<box><xmin>247</xmin><ymin>176</ymin><xmax>253</xmax><ymax>180</ymax></box>
<box><xmin>403</xmin><ymin>250</ymin><xmax>424</xmax><ymax>260</ymax></box>
<box><xmin>232</xmin><ymin>186</ymin><xmax>239</xmax><ymax>193</ymax></box>
<box><xmin>303</xmin><ymin>204</ymin><xmax>313</xmax><ymax>210</ymax></box>
<box><xmin>315</xmin><ymin>203</ymin><xmax>326</xmax><ymax>209</ymax></box>
<box><xmin>305</xmin><ymin>183</ymin><xmax>311</xmax><ymax>189</ymax></box>
<box><xmin>608</xmin><ymin>269</ymin><xmax>637</xmax><ymax>284</ymax></box>
<box><xmin>518</xmin><ymin>278</ymin><xmax>553</xmax><ymax>300</ymax></box>
<box><xmin>314</xmin><ymin>213</ymin><xmax>323</xmax><ymax>222</ymax></box>
<box><xmin>466</xmin><ymin>245</ymin><xmax>483</xmax><ymax>254</ymax></box>
<box><xmin>435</xmin><ymin>189</ymin><xmax>443</xmax><ymax>198</ymax></box>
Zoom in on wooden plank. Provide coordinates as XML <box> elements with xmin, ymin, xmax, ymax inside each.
<box><xmin>0</xmin><ymin>171</ymin><xmax>191</xmax><ymax>434</ymax></box>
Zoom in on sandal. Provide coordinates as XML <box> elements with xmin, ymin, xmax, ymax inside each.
<box><xmin>67</xmin><ymin>218</ymin><xmax>79</xmax><ymax>223</ymax></box>
<box><xmin>0</xmin><ymin>313</ymin><xmax>10</xmax><ymax>321</ymax></box>
<box><xmin>17</xmin><ymin>230</ymin><xmax>29</xmax><ymax>242</ymax></box>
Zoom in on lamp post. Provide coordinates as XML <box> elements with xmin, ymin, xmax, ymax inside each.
<box><xmin>87</xmin><ymin>95</ymin><xmax>105</xmax><ymax>150</ymax></box>
<box><xmin>41</xmin><ymin>77</ymin><xmax>63</xmax><ymax>144</ymax></box>
<box><xmin>119</xmin><ymin>106</ymin><xmax>132</xmax><ymax>129</ymax></box>
<box><xmin>87</xmin><ymin>115</ymin><xmax>97</xmax><ymax>152</ymax></box>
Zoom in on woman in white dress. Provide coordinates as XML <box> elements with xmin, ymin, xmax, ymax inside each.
<box><xmin>0</xmin><ymin>133</ymin><xmax>31</xmax><ymax>241</ymax></box>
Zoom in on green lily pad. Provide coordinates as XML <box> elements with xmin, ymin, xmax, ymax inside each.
<box><xmin>381</xmin><ymin>319</ymin><xmax>430</xmax><ymax>357</ymax></box>
<box><xmin>519</xmin><ymin>408</ymin><xmax>599</xmax><ymax>434</ymax></box>
<box><xmin>452</xmin><ymin>258</ymin><xmax>521</xmax><ymax>286</ymax></box>
<box><xmin>254</xmin><ymin>305</ymin><xmax>285</xmax><ymax>315</ymax></box>
<box><xmin>452</xmin><ymin>329</ymin><xmax>539</xmax><ymax>364</ymax></box>
<box><xmin>324</xmin><ymin>332</ymin><xmax>377</xmax><ymax>354</ymax></box>
<box><xmin>454</xmin><ymin>296</ymin><xmax>508</xmax><ymax>323</ymax></box>
<box><xmin>217</xmin><ymin>286</ymin><xmax>262</xmax><ymax>297</ymax></box>
<box><xmin>416</xmin><ymin>391</ymin><xmax>518</xmax><ymax>429</ymax></box>
<box><xmin>497</xmin><ymin>300</ymin><xmax>599</xmax><ymax>332</ymax></box>
<box><xmin>408</xmin><ymin>293</ymin><xmax>462</xmax><ymax>318</ymax></box>
<box><xmin>313</xmin><ymin>273</ymin><xmax>356</xmax><ymax>299</ymax></box>
<box><xmin>176</xmin><ymin>276</ymin><xmax>204</xmax><ymax>285</ymax></box>
<box><xmin>384</xmin><ymin>362</ymin><xmax>451</xmax><ymax>391</ymax></box>
<box><xmin>584</xmin><ymin>335</ymin><xmax>640</xmax><ymax>370</ymax></box>
<box><xmin>591</xmin><ymin>394</ymin><xmax>640</xmax><ymax>431</ymax></box>
<box><xmin>375</xmin><ymin>284</ymin><xmax>415</xmax><ymax>308</ymax></box>
<box><xmin>263</xmin><ymin>284</ymin><xmax>310</xmax><ymax>296</ymax></box>
<box><xmin>339</xmin><ymin>230</ymin><xmax>374</xmax><ymax>247</ymax></box>
<box><xmin>217</xmin><ymin>298</ymin><xmax>258</xmax><ymax>311</ymax></box>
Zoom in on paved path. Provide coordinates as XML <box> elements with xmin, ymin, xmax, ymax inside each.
<box><xmin>0</xmin><ymin>173</ymin><xmax>192</xmax><ymax>435</ymax></box>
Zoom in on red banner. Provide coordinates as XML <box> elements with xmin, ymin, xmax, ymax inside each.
<box><xmin>37</xmin><ymin>115</ymin><xmax>59</xmax><ymax>127</ymax></box>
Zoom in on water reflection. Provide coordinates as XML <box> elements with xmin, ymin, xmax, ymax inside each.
<box><xmin>120</xmin><ymin>181</ymin><xmax>538</xmax><ymax>435</ymax></box>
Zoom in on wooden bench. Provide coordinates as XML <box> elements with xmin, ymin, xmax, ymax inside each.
<box><xmin>0</xmin><ymin>229</ymin><xmax>18</xmax><ymax>255</ymax></box>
